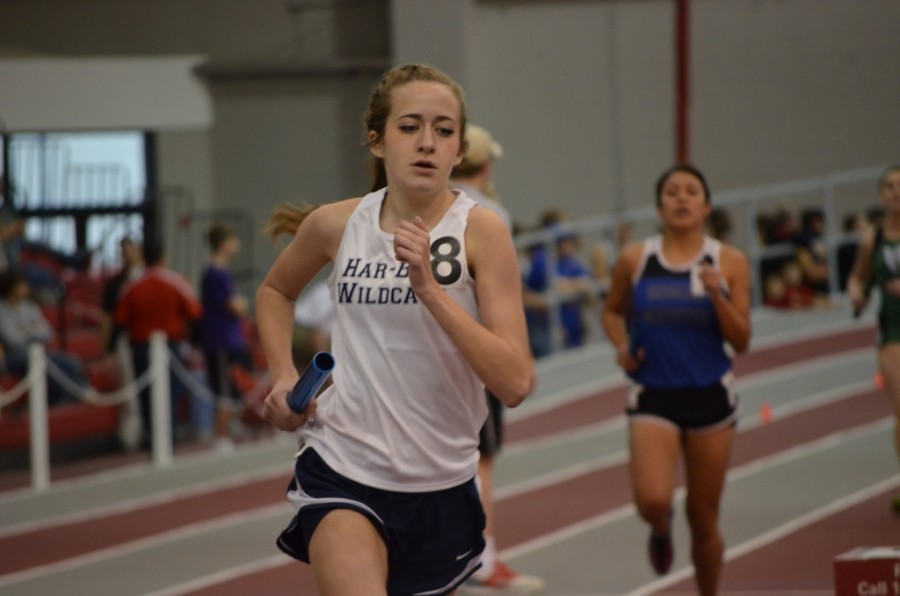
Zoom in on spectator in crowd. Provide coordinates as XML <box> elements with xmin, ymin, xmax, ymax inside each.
<box><xmin>524</xmin><ymin>213</ymin><xmax>593</xmax><ymax>355</ymax></box>
<box><xmin>590</xmin><ymin>221</ymin><xmax>633</xmax><ymax>287</ymax></box>
<box><xmin>450</xmin><ymin>124</ymin><xmax>513</xmax><ymax>230</ymax></box>
<box><xmin>115</xmin><ymin>238</ymin><xmax>202</xmax><ymax>447</ymax></box>
<box><xmin>794</xmin><ymin>208</ymin><xmax>830</xmax><ymax>296</ymax></box>
<box><xmin>763</xmin><ymin>260</ymin><xmax>817</xmax><ymax>309</ymax></box>
<box><xmin>450</xmin><ymin>125</ymin><xmax>545</xmax><ymax>593</ymax></box>
<box><xmin>758</xmin><ymin>202</ymin><xmax>803</xmax><ymax>299</ymax></box>
<box><xmin>0</xmin><ymin>270</ymin><xmax>89</xmax><ymax>405</ymax></box>
<box><xmin>708</xmin><ymin>207</ymin><xmax>733</xmax><ymax>244</ymax></box>
<box><xmin>0</xmin><ymin>177</ymin><xmax>24</xmax><ymax>273</ymax></box>
<box><xmin>766</xmin><ymin>203</ymin><xmax>800</xmax><ymax>244</ymax></box>
<box><xmin>200</xmin><ymin>223</ymin><xmax>251</xmax><ymax>453</ymax></box>
<box><xmin>101</xmin><ymin>237</ymin><xmax>144</xmax><ymax>352</ymax></box>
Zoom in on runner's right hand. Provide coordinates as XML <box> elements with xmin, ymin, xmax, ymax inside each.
<box><xmin>263</xmin><ymin>377</ymin><xmax>317</xmax><ymax>431</ymax></box>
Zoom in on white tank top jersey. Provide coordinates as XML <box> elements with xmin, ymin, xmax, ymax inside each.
<box><xmin>300</xmin><ymin>188</ymin><xmax>488</xmax><ymax>492</ymax></box>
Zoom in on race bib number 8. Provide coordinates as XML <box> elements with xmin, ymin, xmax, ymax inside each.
<box><xmin>431</xmin><ymin>236</ymin><xmax>462</xmax><ymax>285</ymax></box>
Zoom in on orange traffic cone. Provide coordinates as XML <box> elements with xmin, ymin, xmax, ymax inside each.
<box><xmin>760</xmin><ymin>401</ymin><xmax>774</xmax><ymax>424</ymax></box>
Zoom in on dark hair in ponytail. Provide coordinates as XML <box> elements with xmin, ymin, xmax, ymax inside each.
<box><xmin>655</xmin><ymin>164</ymin><xmax>711</xmax><ymax>206</ymax></box>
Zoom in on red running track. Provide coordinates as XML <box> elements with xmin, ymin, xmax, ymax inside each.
<box><xmin>659</xmin><ymin>484</ymin><xmax>900</xmax><ymax>594</ymax></box>
<box><xmin>0</xmin><ymin>325</ymin><xmax>886</xmax><ymax>594</ymax></box>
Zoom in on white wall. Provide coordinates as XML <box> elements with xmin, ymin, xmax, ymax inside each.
<box><xmin>0</xmin><ymin>56</ymin><xmax>211</xmax><ymax>131</ymax></box>
<box><xmin>2</xmin><ymin>0</ymin><xmax>898</xmax><ymax>279</ymax></box>
<box><xmin>691</xmin><ymin>0</ymin><xmax>900</xmax><ymax>190</ymax></box>
<box><xmin>208</xmin><ymin>75</ymin><xmax>379</xmax><ymax>280</ymax></box>
<box><xmin>392</xmin><ymin>0</ymin><xmax>900</xmax><ymax>229</ymax></box>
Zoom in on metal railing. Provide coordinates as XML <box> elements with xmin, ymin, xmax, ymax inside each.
<box><xmin>515</xmin><ymin>164</ymin><xmax>886</xmax><ymax>355</ymax></box>
<box><xmin>1</xmin><ymin>332</ymin><xmax>271</xmax><ymax>493</ymax></box>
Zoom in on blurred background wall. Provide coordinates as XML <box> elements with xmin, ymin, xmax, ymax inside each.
<box><xmin>0</xmin><ymin>0</ymin><xmax>898</xmax><ymax>282</ymax></box>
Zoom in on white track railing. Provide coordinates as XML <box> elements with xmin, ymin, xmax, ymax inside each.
<box><xmin>516</xmin><ymin>164</ymin><xmax>886</xmax><ymax>354</ymax></box>
<box><xmin>1</xmin><ymin>331</ymin><xmax>272</xmax><ymax>493</ymax></box>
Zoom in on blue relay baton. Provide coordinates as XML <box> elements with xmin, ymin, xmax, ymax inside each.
<box><xmin>287</xmin><ymin>352</ymin><xmax>335</xmax><ymax>413</ymax></box>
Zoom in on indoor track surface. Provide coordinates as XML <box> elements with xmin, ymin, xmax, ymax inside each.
<box><xmin>1</xmin><ymin>306</ymin><xmax>898</xmax><ymax>595</ymax></box>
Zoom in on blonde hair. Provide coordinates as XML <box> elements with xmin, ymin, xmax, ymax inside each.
<box><xmin>264</xmin><ymin>203</ymin><xmax>319</xmax><ymax>241</ymax></box>
<box><xmin>265</xmin><ymin>64</ymin><xmax>467</xmax><ymax>239</ymax></box>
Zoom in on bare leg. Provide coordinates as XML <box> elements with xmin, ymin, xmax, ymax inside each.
<box><xmin>308</xmin><ymin>509</ymin><xmax>389</xmax><ymax>596</ymax></box>
<box><xmin>477</xmin><ymin>455</ymin><xmax>496</xmax><ymax>538</ymax></box>
<box><xmin>215</xmin><ymin>405</ymin><xmax>231</xmax><ymax>439</ymax></box>
<box><xmin>630</xmin><ymin>420</ymin><xmax>681</xmax><ymax>535</ymax></box>
<box><xmin>879</xmin><ymin>345</ymin><xmax>900</xmax><ymax>469</ymax></box>
<box><xmin>683</xmin><ymin>426</ymin><xmax>735</xmax><ymax>596</ymax></box>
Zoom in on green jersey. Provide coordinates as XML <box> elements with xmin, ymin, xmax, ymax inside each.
<box><xmin>873</xmin><ymin>228</ymin><xmax>900</xmax><ymax>345</ymax></box>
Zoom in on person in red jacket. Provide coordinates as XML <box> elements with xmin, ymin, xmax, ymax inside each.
<box><xmin>116</xmin><ymin>237</ymin><xmax>202</xmax><ymax>447</ymax></box>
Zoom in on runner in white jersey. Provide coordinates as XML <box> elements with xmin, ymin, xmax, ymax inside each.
<box><xmin>256</xmin><ymin>64</ymin><xmax>535</xmax><ymax>596</ymax></box>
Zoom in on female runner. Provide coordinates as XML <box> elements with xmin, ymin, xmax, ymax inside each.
<box><xmin>256</xmin><ymin>64</ymin><xmax>534</xmax><ymax>596</ymax></box>
<box><xmin>848</xmin><ymin>165</ymin><xmax>900</xmax><ymax>515</ymax></box>
<box><xmin>602</xmin><ymin>165</ymin><xmax>751</xmax><ymax>595</ymax></box>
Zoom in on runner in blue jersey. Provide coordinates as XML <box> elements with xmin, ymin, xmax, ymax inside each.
<box><xmin>602</xmin><ymin>165</ymin><xmax>751</xmax><ymax>596</ymax></box>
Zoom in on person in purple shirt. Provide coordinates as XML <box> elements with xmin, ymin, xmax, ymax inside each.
<box><xmin>201</xmin><ymin>223</ymin><xmax>251</xmax><ymax>453</ymax></box>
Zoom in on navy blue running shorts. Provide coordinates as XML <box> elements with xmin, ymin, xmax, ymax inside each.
<box><xmin>276</xmin><ymin>447</ymin><xmax>486</xmax><ymax>596</ymax></box>
<box><xmin>627</xmin><ymin>373</ymin><xmax>739</xmax><ymax>433</ymax></box>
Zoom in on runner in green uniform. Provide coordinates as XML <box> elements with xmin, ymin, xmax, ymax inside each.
<box><xmin>848</xmin><ymin>165</ymin><xmax>900</xmax><ymax>514</ymax></box>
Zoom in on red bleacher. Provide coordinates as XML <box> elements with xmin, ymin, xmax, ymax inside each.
<box><xmin>0</xmin><ymin>272</ymin><xmax>121</xmax><ymax>453</ymax></box>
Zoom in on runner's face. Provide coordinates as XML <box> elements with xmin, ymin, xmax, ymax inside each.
<box><xmin>881</xmin><ymin>172</ymin><xmax>900</xmax><ymax>213</ymax></box>
<box><xmin>658</xmin><ymin>172</ymin><xmax>711</xmax><ymax>231</ymax></box>
<box><xmin>370</xmin><ymin>81</ymin><xmax>464</xmax><ymax>197</ymax></box>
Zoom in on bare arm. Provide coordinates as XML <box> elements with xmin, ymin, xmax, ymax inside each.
<box><xmin>227</xmin><ymin>295</ymin><xmax>249</xmax><ymax>318</ymax></box>
<box><xmin>256</xmin><ymin>200</ymin><xmax>356</xmax><ymax>430</ymax></box>
<box><xmin>795</xmin><ymin>246</ymin><xmax>828</xmax><ymax>283</ymax></box>
<box><xmin>394</xmin><ymin>209</ymin><xmax>534</xmax><ymax>407</ymax></box>
<box><xmin>701</xmin><ymin>245</ymin><xmax>752</xmax><ymax>354</ymax></box>
<box><xmin>600</xmin><ymin>243</ymin><xmax>642</xmax><ymax>373</ymax></box>
<box><xmin>847</xmin><ymin>228</ymin><xmax>875</xmax><ymax>310</ymax></box>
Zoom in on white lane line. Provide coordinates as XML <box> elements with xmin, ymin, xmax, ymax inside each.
<box><xmin>15</xmin><ymin>411</ymin><xmax>885</xmax><ymax>593</ymax></box>
<box><xmin>739</xmin><ymin>378</ymin><xmax>873</xmax><ymax>431</ymax></box>
<box><xmin>137</xmin><ymin>417</ymin><xmax>893</xmax><ymax>596</ymax></box>
<box><xmin>494</xmin><ymin>452</ymin><xmax>629</xmax><ymax>502</ymax></box>
<box><xmin>736</xmin><ymin>348</ymin><xmax>871</xmax><ymax>392</ymax></box>
<box><xmin>623</xmin><ymin>472</ymin><xmax>900</xmax><ymax>596</ymax></box>
<box><xmin>510</xmin><ymin>315</ymin><xmax>872</xmax><ymax>423</ymax></box>
<box><xmin>505</xmin><ymin>352</ymin><xmax>873</xmax><ymax>455</ymax></box>
<box><xmin>0</xmin><ymin>433</ymin><xmax>297</xmax><ymax>506</ymax></box>
<box><xmin>500</xmin><ymin>417</ymin><xmax>893</xmax><ymax>563</ymax></box>
<box><xmin>0</xmin><ymin>462</ymin><xmax>291</xmax><ymax>539</ymax></box>
<box><xmin>500</xmin><ymin>502</ymin><xmax>639</xmax><ymax>563</ymax></box>
<box><xmin>503</xmin><ymin>348</ymin><xmax>873</xmax><ymax>455</ymax></box>
<box><xmin>0</xmin><ymin>503</ymin><xmax>292</xmax><ymax>588</ymax></box>
<box><xmin>508</xmin><ymin>374</ymin><xmax>625</xmax><ymax>423</ymax></box>
<box><xmin>8</xmin><ymin>419</ymin><xmax>889</xmax><ymax>591</ymax></box>
<box><xmin>494</xmin><ymin>377</ymin><xmax>874</xmax><ymax>504</ymax></box>
<box><xmin>750</xmin><ymin>317</ymin><xmax>872</xmax><ymax>349</ymax></box>
<box><xmin>0</xmin><ymin>316</ymin><xmax>867</xmax><ymax>507</ymax></box>
<box><xmin>140</xmin><ymin>554</ymin><xmax>293</xmax><ymax>596</ymax></box>
<box><xmin>2</xmin><ymin>366</ymin><xmax>875</xmax><ymax>541</ymax></box>
<box><xmin>503</xmin><ymin>416</ymin><xmax>627</xmax><ymax>456</ymax></box>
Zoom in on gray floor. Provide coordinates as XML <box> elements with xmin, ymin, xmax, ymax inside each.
<box><xmin>0</xmin><ymin>305</ymin><xmax>894</xmax><ymax>595</ymax></box>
